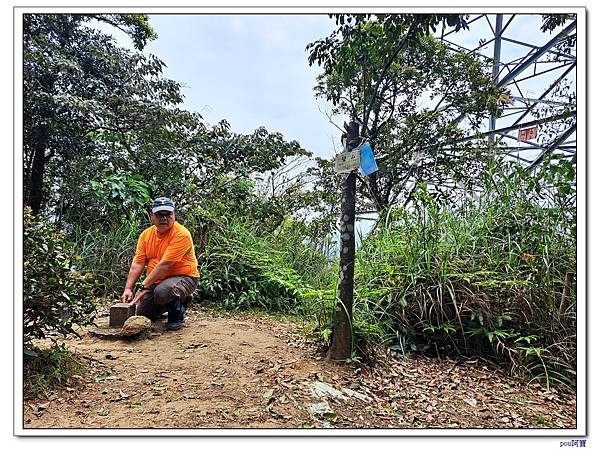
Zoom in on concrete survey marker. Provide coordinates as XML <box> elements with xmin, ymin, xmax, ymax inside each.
<box><xmin>109</xmin><ymin>303</ymin><xmax>136</xmax><ymax>327</ymax></box>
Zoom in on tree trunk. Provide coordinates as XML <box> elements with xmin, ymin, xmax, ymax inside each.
<box><xmin>327</xmin><ymin>121</ymin><xmax>360</xmax><ymax>362</ymax></box>
<box><xmin>327</xmin><ymin>171</ymin><xmax>357</xmax><ymax>361</ymax></box>
<box><xmin>24</xmin><ymin>67</ymin><xmax>56</xmax><ymax>215</ymax></box>
<box><xmin>559</xmin><ymin>272</ymin><xmax>575</xmax><ymax>320</ymax></box>
<box><xmin>25</xmin><ymin>126</ymin><xmax>50</xmax><ymax>215</ymax></box>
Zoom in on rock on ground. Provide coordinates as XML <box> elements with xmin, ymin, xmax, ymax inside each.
<box><xmin>121</xmin><ymin>316</ymin><xmax>151</xmax><ymax>337</ymax></box>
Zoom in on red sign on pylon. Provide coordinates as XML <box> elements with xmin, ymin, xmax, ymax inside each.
<box><xmin>518</xmin><ymin>125</ymin><xmax>538</xmax><ymax>142</ymax></box>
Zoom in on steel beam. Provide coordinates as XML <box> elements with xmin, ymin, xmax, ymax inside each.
<box><xmin>500</xmin><ymin>35</ymin><xmax>576</xmax><ymax>61</ymax></box>
<box><xmin>528</xmin><ymin>124</ymin><xmax>577</xmax><ymax>169</ymax></box>
<box><xmin>435</xmin><ymin>14</ymin><xmax>577</xmax><ymax>170</ymax></box>
<box><xmin>510</xmin><ymin>63</ymin><xmax>576</xmax><ymax>126</ymax></box>
<box><xmin>488</xmin><ymin>14</ymin><xmax>504</xmax><ymax>144</ymax></box>
<box><xmin>458</xmin><ymin>111</ymin><xmax>576</xmax><ymax>143</ymax></box>
<box><xmin>510</xmin><ymin>96</ymin><xmax>570</xmax><ymax>107</ymax></box>
<box><xmin>497</xmin><ymin>20</ymin><xmax>576</xmax><ymax>88</ymax></box>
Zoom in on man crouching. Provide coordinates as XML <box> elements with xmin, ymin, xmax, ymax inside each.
<box><xmin>120</xmin><ymin>197</ymin><xmax>199</xmax><ymax>331</ymax></box>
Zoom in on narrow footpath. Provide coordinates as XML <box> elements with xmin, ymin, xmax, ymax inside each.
<box><xmin>24</xmin><ymin>306</ymin><xmax>577</xmax><ymax>430</ymax></box>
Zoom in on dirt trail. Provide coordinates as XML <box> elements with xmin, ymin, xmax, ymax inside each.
<box><xmin>24</xmin><ymin>306</ymin><xmax>577</xmax><ymax>430</ymax></box>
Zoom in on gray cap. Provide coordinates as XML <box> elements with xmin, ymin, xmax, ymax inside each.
<box><xmin>151</xmin><ymin>197</ymin><xmax>175</xmax><ymax>213</ymax></box>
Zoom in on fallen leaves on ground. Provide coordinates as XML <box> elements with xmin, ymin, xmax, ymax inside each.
<box><xmin>24</xmin><ymin>306</ymin><xmax>576</xmax><ymax>430</ymax></box>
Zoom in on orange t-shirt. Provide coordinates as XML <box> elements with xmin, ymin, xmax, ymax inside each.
<box><xmin>133</xmin><ymin>221</ymin><xmax>199</xmax><ymax>282</ymax></box>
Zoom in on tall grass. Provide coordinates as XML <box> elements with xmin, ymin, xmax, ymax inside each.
<box><xmin>347</xmin><ymin>169</ymin><xmax>576</xmax><ymax>388</ymax></box>
<box><xmin>66</xmin><ymin>209</ymin><xmax>333</xmax><ymax>311</ymax></box>
<box><xmin>193</xmin><ymin>214</ymin><xmax>332</xmax><ymax>314</ymax></box>
<box><xmin>67</xmin><ymin>220</ymin><xmax>142</xmax><ymax>297</ymax></box>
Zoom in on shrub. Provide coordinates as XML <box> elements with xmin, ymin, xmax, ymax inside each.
<box><xmin>188</xmin><ymin>211</ymin><xmax>334</xmax><ymax>315</ymax></box>
<box><xmin>197</xmin><ymin>215</ymin><xmax>305</xmax><ymax>312</ymax></box>
<box><xmin>24</xmin><ymin>343</ymin><xmax>86</xmax><ymax>398</ymax></box>
<box><xmin>23</xmin><ymin>207</ymin><xmax>98</xmax><ymax>350</ymax></box>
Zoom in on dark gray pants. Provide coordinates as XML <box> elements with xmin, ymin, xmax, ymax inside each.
<box><xmin>136</xmin><ymin>275</ymin><xmax>199</xmax><ymax>321</ymax></box>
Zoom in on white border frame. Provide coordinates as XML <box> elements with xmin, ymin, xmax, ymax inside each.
<box><xmin>13</xmin><ymin>5</ymin><xmax>587</xmax><ymax>438</ymax></box>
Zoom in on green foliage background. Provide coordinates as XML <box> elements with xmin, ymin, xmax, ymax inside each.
<box><xmin>23</xmin><ymin>207</ymin><xmax>98</xmax><ymax>349</ymax></box>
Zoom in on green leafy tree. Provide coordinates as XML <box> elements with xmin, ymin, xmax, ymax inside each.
<box><xmin>23</xmin><ymin>13</ymin><xmax>205</xmax><ymax>222</ymax></box>
<box><xmin>307</xmin><ymin>14</ymin><xmax>503</xmax><ymax>218</ymax></box>
<box><xmin>86</xmin><ymin>172</ymin><xmax>154</xmax><ymax>225</ymax></box>
<box><xmin>171</xmin><ymin>119</ymin><xmax>311</xmax><ymax>217</ymax></box>
<box><xmin>24</xmin><ymin>14</ymin><xmax>313</xmax><ymax>228</ymax></box>
<box><xmin>23</xmin><ymin>14</ymin><xmax>159</xmax><ymax>216</ymax></box>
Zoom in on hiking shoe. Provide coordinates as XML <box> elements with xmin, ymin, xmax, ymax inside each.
<box><xmin>166</xmin><ymin>320</ymin><xmax>183</xmax><ymax>331</ymax></box>
<box><xmin>166</xmin><ymin>300</ymin><xmax>184</xmax><ymax>331</ymax></box>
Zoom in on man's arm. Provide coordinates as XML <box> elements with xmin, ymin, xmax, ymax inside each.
<box><xmin>120</xmin><ymin>261</ymin><xmax>145</xmax><ymax>303</ymax></box>
<box><xmin>138</xmin><ymin>260</ymin><xmax>175</xmax><ymax>288</ymax></box>
<box><xmin>128</xmin><ymin>260</ymin><xmax>176</xmax><ymax>305</ymax></box>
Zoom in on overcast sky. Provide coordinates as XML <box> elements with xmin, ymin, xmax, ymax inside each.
<box><xmin>140</xmin><ymin>14</ymin><xmax>342</xmax><ymax>159</ymax></box>
<box><xmin>102</xmin><ymin>13</ymin><xmax>575</xmax><ymax>162</ymax></box>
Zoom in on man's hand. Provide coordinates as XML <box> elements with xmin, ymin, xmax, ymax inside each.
<box><xmin>120</xmin><ymin>288</ymin><xmax>134</xmax><ymax>303</ymax></box>
<box><xmin>130</xmin><ymin>289</ymin><xmax>146</xmax><ymax>306</ymax></box>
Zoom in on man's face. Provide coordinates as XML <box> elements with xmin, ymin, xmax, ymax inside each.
<box><xmin>151</xmin><ymin>210</ymin><xmax>175</xmax><ymax>233</ymax></box>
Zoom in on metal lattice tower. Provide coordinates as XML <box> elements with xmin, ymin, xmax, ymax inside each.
<box><xmin>438</xmin><ymin>13</ymin><xmax>577</xmax><ymax>169</ymax></box>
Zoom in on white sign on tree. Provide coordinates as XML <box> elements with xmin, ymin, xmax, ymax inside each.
<box><xmin>334</xmin><ymin>148</ymin><xmax>360</xmax><ymax>173</ymax></box>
